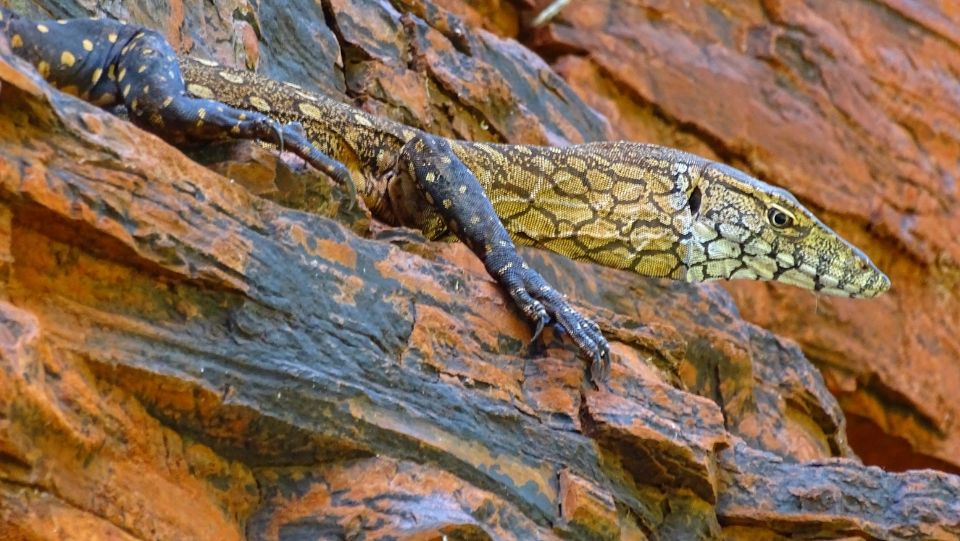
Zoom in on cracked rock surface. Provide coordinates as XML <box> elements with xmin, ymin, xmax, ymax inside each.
<box><xmin>1</xmin><ymin>1</ymin><xmax>959</xmax><ymax>539</ymax></box>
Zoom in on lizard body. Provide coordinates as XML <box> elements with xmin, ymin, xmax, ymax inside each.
<box><xmin>0</xmin><ymin>8</ymin><xmax>890</xmax><ymax>382</ymax></box>
<box><xmin>180</xmin><ymin>59</ymin><xmax>890</xmax><ymax>298</ymax></box>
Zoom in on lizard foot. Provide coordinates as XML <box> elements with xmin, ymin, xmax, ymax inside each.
<box><xmin>397</xmin><ymin>133</ymin><xmax>611</xmax><ymax>385</ymax></box>
<box><xmin>280</xmin><ymin>121</ymin><xmax>356</xmax><ymax>206</ymax></box>
<box><xmin>498</xmin><ymin>261</ymin><xmax>610</xmax><ymax>385</ymax></box>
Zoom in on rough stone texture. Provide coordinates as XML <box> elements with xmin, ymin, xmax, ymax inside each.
<box><xmin>1</xmin><ymin>0</ymin><xmax>958</xmax><ymax>539</ymax></box>
<box><xmin>526</xmin><ymin>0</ymin><xmax>960</xmax><ymax>474</ymax></box>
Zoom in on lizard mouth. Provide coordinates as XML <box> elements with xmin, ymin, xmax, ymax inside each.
<box><xmin>776</xmin><ymin>258</ymin><xmax>891</xmax><ymax>298</ymax></box>
<box><xmin>752</xmin><ymin>251</ymin><xmax>891</xmax><ymax>298</ymax></box>
<box><xmin>812</xmin><ymin>271</ymin><xmax>891</xmax><ymax>298</ymax></box>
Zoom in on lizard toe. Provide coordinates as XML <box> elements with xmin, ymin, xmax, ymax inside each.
<box><xmin>589</xmin><ymin>335</ymin><xmax>611</xmax><ymax>388</ymax></box>
<box><xmin>518</xmin><ymin>276</ymin><xmax>611</xmax><ymax>383</ymax></box>
<box><xmin>274</xmin><ymin>122</ymin><xmax>357</xmax><ymax>206</ymax></box>
<box><xmin>530</xmin><ymin>310</ymin><xmax>547</xmax><ymax>343</ymax></box>
<box><xmin>509</xmin><ymin>287</ymin><xmax>549</xmax><ymax>335</ymax></box>
<box><xmin>271</xmin><ymin>120</ymin><xmax>285</xmax><ymax>153</ymax></box>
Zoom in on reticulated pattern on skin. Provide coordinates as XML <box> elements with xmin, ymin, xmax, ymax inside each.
<box><xmin>0</xmin><ymin>6</ymin><xmax>890</xmax><ymax>298</ymax></box>
<box><xmin>177</xmin><ymin>52</ymin><xmax>890</xmax><ymax>298</ymax></box>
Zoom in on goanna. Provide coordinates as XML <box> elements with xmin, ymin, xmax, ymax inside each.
<box><xmin>0</xmin><ymin>7</ymin><xmax>890</xmax><ymax>382</ymax></box>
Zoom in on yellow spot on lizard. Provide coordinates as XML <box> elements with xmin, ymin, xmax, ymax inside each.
<box><xmin>60</xmin><ymin>51</ymin><xmax>76</xmax><ymax>67</ymax></box>
<box><xmin>218</xmin><ymin>70</ymin><xmax>244</xmax><ymax>84</ymax></box>
<box><xmin>186</xmin><ymin>83</ymin><xmax>214</xmax><ymax>99</ymax></box>
<box><xmin>297</xmin><ymin>102</ymin><xmax>323</xmax><ymax>120</ymax></box>
<box><xmin>248</xmin><ymin>96</ymin><xmax>271</xmax><ymax>112</ymax></box>
<box><xmin>82</xmin><ymin>39</ymin><xmax>93</xmax><ymax>51</ymax></box>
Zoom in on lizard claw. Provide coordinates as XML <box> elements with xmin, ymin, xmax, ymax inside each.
<box><xmin>329</xmin><ymin>162</ymin><xmax>357</xmax><ymax>210</ymax></box>
<box><xmin>497</xmin><ymin>260</ymin><xmax>611</xmax><ymax>384</ymax></box>
<box><xmin>529</xmin><ymin>310</ymin><xmax>548</xmax><ymax>343</ymax></box>
<box><xmin>589</xmin><ymin>341</ymin><xmax>611</xmax><ymax>389</ymax></box>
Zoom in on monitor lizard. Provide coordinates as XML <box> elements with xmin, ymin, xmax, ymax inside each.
<box><xmin>0</xmin><ymin>7</ymin><xmax>891</xmax><ymax>383</ymax></box>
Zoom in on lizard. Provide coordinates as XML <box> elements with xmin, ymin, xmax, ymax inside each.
<box><xmin>0</xmin><ymin>7</ymin><xmax>890</xmax><ymax>383</ymax></box>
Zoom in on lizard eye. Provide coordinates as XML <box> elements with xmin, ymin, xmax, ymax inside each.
<box><xmin>767</xmin><ymin>206</ymin><xmax>794</xmax><ymax>228</ymax></box>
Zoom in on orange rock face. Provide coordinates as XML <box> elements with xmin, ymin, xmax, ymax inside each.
<box><xmin>1</xmin><ymin>1</ymin><xmax>959</xmax><ymax>539</ymax></box>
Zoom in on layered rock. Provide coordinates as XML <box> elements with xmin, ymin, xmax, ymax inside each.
<box><xmin>1</xmin><ymin>0</ymin><xmax>958</xmax><ymax>539</ymax></box>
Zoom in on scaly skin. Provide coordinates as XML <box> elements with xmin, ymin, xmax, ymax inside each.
<box><xmin>1</xmin><ymin>7</ymin><xmax>890</xmax><ymax>383</ymax></box>
<box><xmin>180</xmin><ymin>58</ymin><xmax>891</xmax><ymax>298</ymax></box>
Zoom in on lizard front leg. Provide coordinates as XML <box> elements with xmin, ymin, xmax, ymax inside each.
<box><xmin>398</xmin><ymin>134</ymin><xmax>610</xmax><ymax>382</ymax></box>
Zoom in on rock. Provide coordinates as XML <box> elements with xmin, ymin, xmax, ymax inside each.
<box><xmin>1</xmin><ymin>1</ymin><xmax>958</xmax><ymax>539</ymax></box>
<box><xmin>718</xmin><ymin>441</ymin><xmax>960</xmax><ymax>540</ymax></box>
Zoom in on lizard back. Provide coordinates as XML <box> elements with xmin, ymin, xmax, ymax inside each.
<box><xmin>453</xmin><ymin>141</ymin><xmax>703</xmax><ymax>279</ymax></box>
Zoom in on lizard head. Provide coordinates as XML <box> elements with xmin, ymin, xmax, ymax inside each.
<box><xmin>683</xmin><ymin>162</ymin><xmax>890</xmax><ymax>298</ymax></box>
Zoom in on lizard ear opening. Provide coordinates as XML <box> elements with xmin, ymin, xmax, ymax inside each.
<box><xmin>686</xmin><ymin>185</ymin><xmax>702</xmax><ymax>217</ymax></box>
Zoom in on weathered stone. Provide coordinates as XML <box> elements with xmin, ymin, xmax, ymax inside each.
<box><xmin>558</xmin><ymin>468</ymin><xmax>619</xmax><ymax>541</ymax></box>
<box><xmin>1</xmin><ymin>1</ymin><xmax>959</xmax><ymax>539</ymax></box>
<box><xmin>583</xmin><ymin>385</ymin><xmax>728</xmax><ymax>504</ymax></box>
<box><xmin>718</xmin><ymin>441</ymin><xmax>960</xmax><ymax>540</ymax></box>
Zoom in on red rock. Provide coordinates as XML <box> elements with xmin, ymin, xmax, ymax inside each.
<box><xmin>584</xmin><ymin>385</ymin><xmax>729</xmax><ymax>503</ymax></box>
<box><xmin>558</xmin><ymin>468</ymin><xmax>619</xmax><ymax>541</ymax></box>
<box><xmin>2</xmin><ymin>1</ymin><xmax>959</xmax><ymax>539</ymax></box>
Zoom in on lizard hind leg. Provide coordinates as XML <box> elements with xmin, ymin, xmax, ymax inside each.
<box><xmin>399</xmin><ymin>134</ymin><xmax>610</xmax><ymax>383</ymax></box>
<box><xmin>114</xmin><ymin>30</ymin><xmax>354</xmax><ymax>199</ymax></box>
